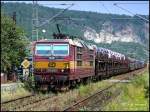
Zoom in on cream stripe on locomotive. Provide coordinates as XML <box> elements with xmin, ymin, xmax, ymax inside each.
<box><xmin>34</xmin><ymin>61</ymin><xmax>94</xmax><ymax>69</ymax></box>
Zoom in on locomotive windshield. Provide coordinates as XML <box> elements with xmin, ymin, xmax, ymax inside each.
<box><xmin>35</xmin><ymin>44</ymin><xmax>69</xmax><ymax>56</ymax></box>
<box><xmin>53</xmin><ymin>44</ymin><xmax>69</xmax><ymax>56</ymax></box>
<box><xmin>35</xmin><ymin>44</ymin><xmax>52</xmax><ymax>56</ymax></box>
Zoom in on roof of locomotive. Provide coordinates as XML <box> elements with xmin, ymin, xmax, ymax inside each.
<box><xmin>35</xmin><ymin>39</ymin><xmax>72</xmax><ymax>43</ymax></box>
<box><xmin>34</xmin><ymin>39</ymin><xmax>95</xmax><ymax>50</ymax></box>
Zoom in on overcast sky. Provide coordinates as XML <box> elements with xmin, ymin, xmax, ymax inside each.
<box><xmin>3</xmin><ymin>1</ymin><xmax>149</xmax><ymax>16</ymax></box>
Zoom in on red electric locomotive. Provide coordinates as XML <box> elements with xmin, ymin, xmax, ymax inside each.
<box><xmin>33</xmin><ymin>34</ymin><xmax>96</xmax><ymax>89</ymax></box>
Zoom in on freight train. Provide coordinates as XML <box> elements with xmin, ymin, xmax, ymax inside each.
<box><xmin>32</xmin><ymin>33</ymin><xmax>145</xmax><ymax>90</ymax></box>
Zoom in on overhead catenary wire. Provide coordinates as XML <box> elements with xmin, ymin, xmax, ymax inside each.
<box><xmin>100</xmin><ymin>2</ymin><xmax>111</xmax><ymax>14</ymax></box>
<box><xmin>40</xmin><ymin>3</ymin><xmax>74</xmax><ymax>6</ymax></box>
<box><xmin>110</xmin><ymin>17</ymin><xmax>147</xmax><ymax>25</ymax></box>
<box><xmin>114</xmin><ymin>3</ymin><xmax>149</xmax><ymax>23</ymax></box>
<box><xmin>37</xmin><ymin>3</ymin><xmax>74</xmax><ymax>28</ymax></box>
<box><xmin>114</xmin><ymin>2</ymin><xmax>148</xmax><ymax>4</ymax></box>
<box><xmin>111</xmin><ymin>18</ymin><xmax>143</xmax><ymax>19</ymax></box>
<box><xmin>52</xmin><ymin>16</ymin><xmax>87</xmax><ymax>35</ymax></box>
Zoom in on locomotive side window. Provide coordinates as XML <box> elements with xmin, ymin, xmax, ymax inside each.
<box><xmin>77</xmin><ymin>61</ymin><xmax>82</xmax><ymax>66</ymax></box>
<box><xmin>77</xmin><ymin>54</ymin><xmax>82</xmax><ymax>59</ymax></box>
<box><xmin>35</xmin><ymin>44</ymin><xmax>52</xmax><ymax>56</ymax></box>
<box><xmin>89</xmin><ymin>50</ymin><xmax>94</xmax><ymax>54</ymax></box>
<box><xmin>89</xmin><ymin>61</ymin><xmax>93</xmax><ymax>66</ymax></box>
<box><xmin>77</xmin><ymin>47</ymin><xmax>82</xmax><ymax>53</ymax></box>
<box><xmin>76</xmin><ymin>46</ymin><xmax>83</xmax><ymax>66</ymax></box>
<box><xmin>90</xmin><ymin>55</ymin><xmax>93</xmax><ymax>60</ymax></box>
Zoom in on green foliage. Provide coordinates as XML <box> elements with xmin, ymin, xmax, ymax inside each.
<box><xmin>79</xmin><ymin>84</ymin><xmax>91</xmax><ymax>96</ymax></box>
<box><xmin>23</xmin><ymin>77</ymin><xmax>35</xmax><ymax>92</ymax></box>
<box><xmin>104</xmin><ymin>70</ymin><xmax>149</xmax><ymax>111</ymax></box>
<box><xmin>1</xmin><ymin>12</ymin><xmax>29</xmax><ymax>73</ymax></box>
<box><xmin>1</xmin><ymin>2</ymin><xmax>148</xmax><ymax>61</ymax></box>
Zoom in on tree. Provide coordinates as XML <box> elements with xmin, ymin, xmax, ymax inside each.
<box><xmin>1</xmin><ymin>12</ymin><xmax>29</xmax><ymax>74</ymax></box>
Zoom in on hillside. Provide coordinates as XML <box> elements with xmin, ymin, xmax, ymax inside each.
<box><xmin>1</xmin><ymin>2</ymin><xmax>149</xmax><ymax>61</ymax></box>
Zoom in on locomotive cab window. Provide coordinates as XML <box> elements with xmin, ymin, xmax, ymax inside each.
<box><xmin>35</xmin><ymin>44</ymin><xmax>52</xmax><ymax>56</ymax></box>
<box><xmin>53</xmin><ymin>44</ymin><xmax>69</xmax><ymax>56</ymax></box>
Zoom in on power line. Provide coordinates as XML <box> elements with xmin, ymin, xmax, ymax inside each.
<box><xmin>100</xmin><ymin>2</ymin><xmax>111</xmax><ymax>14</ymax></box>
<box><xmin>52</xmin><ymin>16</ymin><xmax>87</xmax><ymax>34</ymax></box>
<box><xmin>40</xmin><ymin>3</ymin><xmax>74</xmax><ymax>6</ymax></box>
<box><xmin>114</xmin><ymin>2</ymin><xmax>148</xmax><ymax>4</ymax></box>
<box><xmin>31</xmin><ymin>2</ymin><xmax>74</xmax><ymax>41</ymax></box>
<box><xmin>114</xmin><ymin>3</ymin><xmax>149</xmax><ymax>23</ymax></box>
<box><xmin>110</xmin><ymin>17</ymin><xmax>146</xmax><ymax>24</ymax></box>
<box><xmin>111</xmin><ymin>18</ymin><xmax>144</xmax><ymax>20</ymax></box>
<box><xmin>37</xmin><ymin>3</ymin><xmax>74</xmax><ymax>28</ymax></box>
<box><xmin>53</xmin><ymin>16</ymin><xmax>85</xmax><ymax>21</ymax></box>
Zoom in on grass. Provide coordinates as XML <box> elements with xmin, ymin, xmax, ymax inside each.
<box><xmin>2</xmin><ymin>69</ymin><xmax>148</xmax><ymax>111</ymax></box>
<box><xmin>29</xmin><ymin>79</ymin><xmax>114</xmax><ymax>111</ymax></box>
<box><xmin>1</xmin><ymin>75</ymin><xmax>115</xmax><ymax>111</ymax></box>
<box><xmin>53</xmin><ymin>80</ymin><xmax>114</xmax><ymax>110</ymax></box>
<box><xmin>104</xmin><ymin>69</ymin><xmax>149</xmax><ymax>111</ymax></box>
<box><xmin>78</xmin><ymin>80</ymin><xmax>112</xmax><ymax>97</ymax></box>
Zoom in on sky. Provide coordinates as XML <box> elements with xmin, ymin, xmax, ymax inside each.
<box><xmin>3</xmin><ymin>1</ymin><xmax>149</xmax><ymax>16</ymax></box>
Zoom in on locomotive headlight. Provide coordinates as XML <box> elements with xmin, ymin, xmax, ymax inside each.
<box><xmin>61</xmin><ymin>69</ymin><xmax>64</xmax><ymax>72</ymax></box>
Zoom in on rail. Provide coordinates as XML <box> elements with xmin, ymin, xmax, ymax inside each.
<box><xmin>63</xmin><ymin>68</ymin><xmax>146</xmax><ymax>111</ymax></box>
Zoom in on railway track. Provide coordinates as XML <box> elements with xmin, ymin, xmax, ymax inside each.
<box><xmin>1</xmin><ymin>68</ymin><xmax>146</xmax><ymax>111</ymax></box>
<box><xmin>1</xmin><ymin>93</ymin><xmax>55</xmax><ymax>111</ymax></box>
<box><xmin>63</xmin><ymin>68</ymin><xmax>146</xmax><ymax>111</ymax></box>
<box><xmin>1</xmin><ymin>94</ymin><xmax>35</xmax><ymax>104</ymax></box>
<box><xmin>63</xmin><ymin>83</ymin><xmax>120</xmax><ymax>111</ymax></box>
<box><xmin>17</xmin><ymin>94</ymin><xmax>55</xmax><ymax>111</ymax></box>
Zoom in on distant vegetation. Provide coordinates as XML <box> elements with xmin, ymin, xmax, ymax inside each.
<box><xmin>1</xmin><ymin>2</ymin><xmax>148</xmax><ymax>41</ymax></box>
<box><xmin>1</xmin><ymin>2</ymin><xmax>149</xmax><ymax>61</ymax></box>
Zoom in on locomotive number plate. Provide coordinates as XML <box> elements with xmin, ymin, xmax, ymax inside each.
<box><xmin>48</xmin><ymin>62</ymin><xmax>56</xmax><ymax>68</ymax></box>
